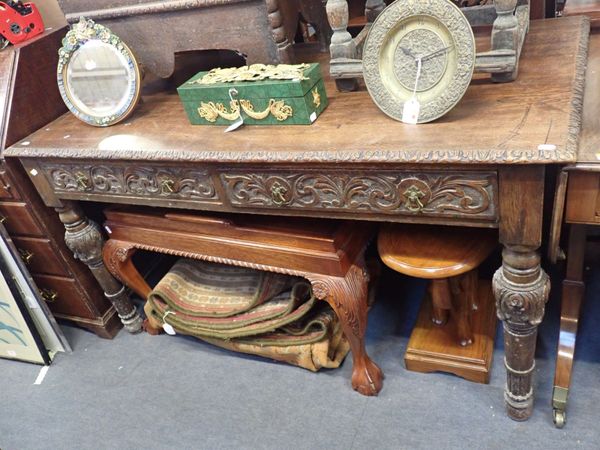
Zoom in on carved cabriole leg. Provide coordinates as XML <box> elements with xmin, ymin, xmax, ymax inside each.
<box><xmin>493</xmin><ymin>246</ymin><xmax>549</xmax><ymax>420</ymax></box>
<box><xmin>326</xmin><ymin>0</ymin><xmax>359</xmax><ymax>91</ymax></box>
<box><xmin>56</xmin><ymin>202</ymin><xmax>143</xmax><ymax>333</ymax></box>
<box><xmin>267</xmin><ymin>0</ymin><xmax>295</xmax><ymax>63</ymax></box>
<box><xmin>103</xmin><ymin>240</ymin><xmax>152</xmax><ymax>300</ymax></box>
<box><xmin>491</xmin><ymin>0</ymin><xmax>519</xmax><ymax>82</ymax></box>
<box><xmin>308</xmin><ymin>262</ymin><xmax>383</xmax><ymax>396</ymax></box>
<box><xmin>365</xmin><ymin>0</ymin><xmax>386</xmax><ymax>23</ymax></box>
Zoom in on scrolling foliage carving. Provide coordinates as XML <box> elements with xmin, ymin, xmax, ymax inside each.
<box><xmin>221</xmin><ymin>171</ymin><xmax>497</xmax><ymax>219</ymax></box>
<box><xmin>45</xmin><ymin>164</ymin><xmax>218</xmax><ymax>201</ymax></box>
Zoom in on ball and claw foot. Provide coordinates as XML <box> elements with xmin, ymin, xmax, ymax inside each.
<box><xmin>143</xmin><ymin>318</ymin><xmax>163</xmax><ymax>335</ymax></box>
<box><xmin>553</xmin><ymin>409</ymin><xmax>566</xmax><ymax>428</ymax></box>
<box><xmin>351</xmin><ymin>358</ymin><xmax>384</xmax><ymax>396</ymax></box>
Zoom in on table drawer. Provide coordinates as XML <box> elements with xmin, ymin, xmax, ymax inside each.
<box><xmin>38</xmin><ymin>162</ymin><xmax>221</xmax><ymax>206</ymax></box>
<box><xmin>565</xmin><ymin>172</ymin><xmax>600</xmax><ymax>224</ymax></box>
<box><xmin>220</xmin><ymin>170</ymin><xmax>499</xmax><ymax>222</ymax></box>
<box><xmin>33</xmin><ymin>274</ymin><xmax>97</xmax><ymax>320</ymax></box>
<box><xmin>12</xmin><ymin>236</ymin><xmax>69</xmax><ymax>277</ymax></box>
<box><xmin>0</xmin><ymin>202</ymin><xmax>44</xmax><ymax>236</ymax></box>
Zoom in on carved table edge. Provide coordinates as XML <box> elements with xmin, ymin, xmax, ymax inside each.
<box><xmin>5</xmin><ymin>147</ymin><xmax>579</xmax><ymax>165</ymax></box>
<box><xmin>566</xmin><ymin>16</ymin><xmax>590</xmax><ymax>162</ymax></box>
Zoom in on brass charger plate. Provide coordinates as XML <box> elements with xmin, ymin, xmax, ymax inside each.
<box><xmin>362</xmin><ymin>0</ymin><xmax>476</xmax><ymax>124</ymax></box>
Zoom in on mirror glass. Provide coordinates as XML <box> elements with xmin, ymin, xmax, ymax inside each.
<box><xmin>66</xmin><ymin>40</ymin><xmax>133</xmax><ymax>118</ymax></box>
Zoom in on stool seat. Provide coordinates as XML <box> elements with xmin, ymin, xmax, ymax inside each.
<box><xmin>378</xmin><ymin>224</ymin><xmax>497</xmax><ymax>279</ymax></box>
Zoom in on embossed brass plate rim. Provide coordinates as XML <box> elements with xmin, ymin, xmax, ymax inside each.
<box><xmin>362</xmin><ymin>0</ymin><xmax>476</xmax><ymax>123</ymax></box>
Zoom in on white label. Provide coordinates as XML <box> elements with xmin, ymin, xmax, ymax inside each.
<box><xmin>310</xmin><ymin>111</ymin><xmax>317</xmax><ymax>123</ymax></box>
<box><xmin>537</xmin><ymin>144</ymin><xmax>556</xmax><ymax>151</ymax></box>
<box><xmin>402</xmin><ymin>98</ymin><xmax>420</xmax><ymax>124</ymax></box>
<box><xmin>163</xmin><ymin>323</ymin><xmax>176</xmax><ymax>335</ymax></box>
<box><xmin>29</xmin><ymin>169</ymin><xmax>38</xmax><ymax>176</ymax></box>
<box><xmin>6</xmin><ymin>350</ymin><xmax>16</xmax><ymax>357</ymax></box>
<box><xmin>21</xmin><ymin>141</ymin><xmax>30</xmax><ymax>146</ymax></box>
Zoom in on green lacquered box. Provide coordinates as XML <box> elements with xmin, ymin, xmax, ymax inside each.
<box><xmin>177</xmin><ymin>63</ymin><xmax>328</xmax><ymax>126</ymax></box>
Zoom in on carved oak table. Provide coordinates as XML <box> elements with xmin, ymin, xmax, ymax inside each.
<box><xmin>5</xmin><ymin>17</ymin><xmax>589</xmax><ymax>420</ymax></box>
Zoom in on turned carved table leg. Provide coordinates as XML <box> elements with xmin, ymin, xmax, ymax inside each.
<box><xmin>326</xmin><ymin>0</ymin><xmax>359</xmax><ymax>91</ymax></box>
<box><xmin>493</xmin><ymin>246</ymin><xmax>549</xmax><ymax>420</ymax></box>
<box><xmin>56</xmin><ymin>202</ymin><xmax>143</xmax><ymax>333</ymax></box>
<box><xmin>308</xmin><ymin>261</ymin><xmax>383</xmax><ymax>396</ymax></box>
<box><xmin>491</xmin><ymin>0</ymin><xmax>520</xmax><ymax>82</ymax></box>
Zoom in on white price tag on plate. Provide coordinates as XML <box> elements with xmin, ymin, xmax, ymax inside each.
<box><xmin>402</xmin><ymin>98</ymin><xmax>420</xmax><ymax>124</ymax></box>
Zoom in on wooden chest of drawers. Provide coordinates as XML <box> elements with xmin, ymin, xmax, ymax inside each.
<box><xmin>0</xmin><ymin>26</ymin><xmax>120</xmax><ymax>338</ymax></box>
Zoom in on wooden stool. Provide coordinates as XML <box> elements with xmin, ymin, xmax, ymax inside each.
<box><xmin>378</xmin><ymin>224</ymin><xmax>498</xmax><ymax>383</ymax></box>
<box><xmin>101</xmin><ymin>207</ymin><xmax>382</xmax><ymax>396</ymax></box>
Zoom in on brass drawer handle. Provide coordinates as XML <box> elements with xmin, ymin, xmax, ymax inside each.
<box><xmin>18</xmin><ymin>248</ymin><xmax>34</xmax><ymax>265</ymax></box>
<box><xmin>40</xmin><ymin>288</ymin><xmax>58</xmax><ymax>303</ymax></box>
<box><xmin>270</xmin><ymin>181</ymin><xmax>289</xmax><ymax>206</ymax></box>
<box><xmin>0</xmin><ymin>215</ymin><xmax>6</xmax><ymax>224</ymax></box>
<box><xmin>403</xmin><ymin>185</ymin><xmax>426</xmax><ymax>212</ymax></box>
<box><xmin>75</xmin><ymin>171</ymin><xmax>91</xmax><ymax>190</ymax></box>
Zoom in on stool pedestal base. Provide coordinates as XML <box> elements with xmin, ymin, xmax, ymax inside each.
<box><xmin>404</xmin><ymin>280</ymin><xmax>497</xmax><ymax>384</ymax></box>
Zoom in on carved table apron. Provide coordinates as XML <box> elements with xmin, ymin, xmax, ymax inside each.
<box><xmin>5</xmin><ymin>17</ymin><xmax>589</xmax><ymax>420</ymax></box>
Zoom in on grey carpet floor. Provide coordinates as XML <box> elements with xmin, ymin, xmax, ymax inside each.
<box><xmin>1</xmin><ymin>263</ymin><xmax>599</xmax><ymax>450</ymax></box>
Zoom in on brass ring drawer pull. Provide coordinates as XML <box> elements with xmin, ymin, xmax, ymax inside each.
<box><xmin>40</xmin><ymin>288</ymin><xmax>58</xmax><ymax>303</ymax></box>
<box><xmin>0</xmin><ymin>215</ymin><xmax>6</xmax><ymax>224</ymax></box>
<box><xmin>18</xmin><ymin>248</ymin><xmax>34</xmax><ymax>265</ymax></box>
<box><xmin>403</xmin><ymin>185</ymin><xmax>426</xmax><ymax>212</ymax></box>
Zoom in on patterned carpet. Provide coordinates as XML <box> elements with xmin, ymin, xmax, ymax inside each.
<box><xmin>1</xmin><ymin>260</ymin><xmax>599</xmax><ymax>449</ymax></box>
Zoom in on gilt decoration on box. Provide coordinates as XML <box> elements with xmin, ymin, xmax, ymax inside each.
<box><xmin>178</xmin><ymin>63</ymin><xmax>328</xmax><ymax>126</ymax></box>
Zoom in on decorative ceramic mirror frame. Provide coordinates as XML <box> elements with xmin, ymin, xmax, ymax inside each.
<box><xmin>57</xmin><ymin>17</ymin><xmax>141</xmax><ymax>127</ymax></box>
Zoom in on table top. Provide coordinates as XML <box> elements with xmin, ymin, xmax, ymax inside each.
<box><xmin>6</xmin><ymin>17</ymin><xmax>589</xmax><ymax>166</ymax></box>
<box><xmin>574</xmin><ymin>29</ymin><xmax>600</xmax><ymax>167</ymax></box>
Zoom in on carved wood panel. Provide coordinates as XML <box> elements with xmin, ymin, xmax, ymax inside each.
<box><xmin>220</xmin><ymin>171</ymin><xmax>498</xmax><ymax>220</ymax></box>
<box><xmin>41</xmin><ymin>163</ymin><xmax>220</xmax><ymax>203</ymax></box>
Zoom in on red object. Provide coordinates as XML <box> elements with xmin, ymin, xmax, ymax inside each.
<box><xmin>0</xmin><ymin>1</ymin><xmax>44</xmax><ymax>45</ymax></box>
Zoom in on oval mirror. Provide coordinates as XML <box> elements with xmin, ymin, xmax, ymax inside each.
<box><xmin>57</xmin><ymin>18</ymin><xmax>141</xmax><ymax>127</ymax></box>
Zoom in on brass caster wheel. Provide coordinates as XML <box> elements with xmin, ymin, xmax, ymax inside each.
<box><xmin>553</xmin><ymin>409</ymin><xmax>566</xmax><ymax>428</ymax></box>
